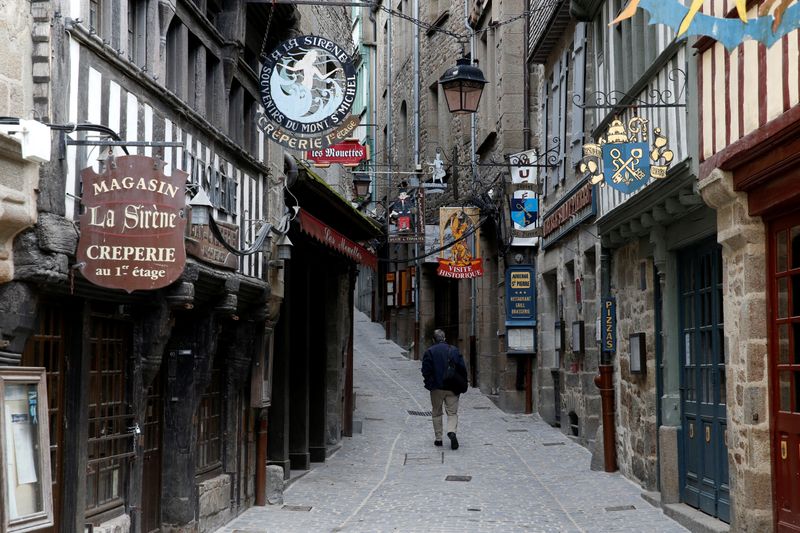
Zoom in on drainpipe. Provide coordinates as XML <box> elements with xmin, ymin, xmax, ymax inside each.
<box><xmin>594</xmin><ymin>250</ymin><xmax>617</xmax><ymax>472</ymax></box>
<box><xmin>523</xmin><ymin>8</ymin><xmax>530</xmax><ymax>150</ymax></box>
<box><xmin>465</xmin><ymin>0</ymin><xmax>478</xmax><ymax>386</ymax></box>
<box><xmin>385</xmin><ymin>9</ymin><xmax>393</xmax><ymax>340</ymax></box>
<box><xmin>413</xmin><ymin>0</ymin><xmax>421</xmax><ymax>360</ymax></box>
<box><xmin>255</xmin><ymin>409</ymin><xmax>268</xmax><ymax>505</ymax></box>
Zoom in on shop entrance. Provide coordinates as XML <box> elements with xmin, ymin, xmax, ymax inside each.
<box><xmin>678</xmin><ymin>240</ymin><xmax>730</xmax><ymax>522</ymax></box>
<box><xmin>769</xmin><ymin>214</ymin><xmax>800</xmax><ymax>532</ymax></box>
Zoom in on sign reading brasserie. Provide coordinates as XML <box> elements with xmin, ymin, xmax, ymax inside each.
<box><xmin>437</xmin><ymin>207</ymin><xmax>483</xmax><ymax>279</ymax></box>
<box><xmin>306</xmin><ymin>139</ymin><xmax>369</xmax><ymax>167</ymax></box>
<box><xmin>77</xmin><ymin>155</ymin><xmax>187</xmax><ymax>292</ymax></box>
<box><xmin>505</xmin><ymin>266</ymin><xmax>536</xmax><ymax>325</ymax></box>
<box><xmin>258</xmin><ymin>35</ymin><xmax>359</xmax><ymax>150</ymax></box>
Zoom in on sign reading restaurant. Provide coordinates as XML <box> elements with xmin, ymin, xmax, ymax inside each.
<box><xmin>505</xmin><ymin>266</ymin><xmax>536</xmax><ymax>325</ymax></box>
<box><xmin>258</xmin><ymin>35</ymin><xmax>359</xmax><ymax>150</ymax></box>
<box><xmin>77</xmin><ymin>155</ymin><xmax>187</xmax><ymax>292</ymax></box>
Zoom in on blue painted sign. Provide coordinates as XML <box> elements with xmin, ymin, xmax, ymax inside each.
<box><xmin>511</xmin><ymin>193</ymin><xmax>538</xmax><ymax>229</ymax></box>
<box><xmin>505</xmin><ymin>266</ymin><xmax>536</xmax><ymax>326</ymax></box>
<box><xmin>602</xmin><ymin>142</ymin><xmax>650</xmax><ymax>194</ymax></box>
<box><xmin>602</xmin><ymin>298</ymin><xmax>617</xmax><ymax>353</ymax></box>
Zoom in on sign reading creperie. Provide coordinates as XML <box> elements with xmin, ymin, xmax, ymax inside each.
<box><xmin>77</xmin><ymin>155</ymin><xmax>187</xmax><ymax>292</ymax></box>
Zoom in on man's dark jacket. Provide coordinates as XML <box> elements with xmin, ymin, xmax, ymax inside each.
<box><xmin>421</xmin><ymin>341</ymin><xmax>467</xmax><ymax>391</ymax></box>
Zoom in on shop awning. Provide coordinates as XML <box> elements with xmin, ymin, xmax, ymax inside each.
<box><xmin>298</xmin><ymin>210</ymin><xmax>378</xmax><ymax>270</ymax></box>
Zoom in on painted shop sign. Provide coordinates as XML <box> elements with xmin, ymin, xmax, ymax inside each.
<box><xmin>541</xmin><ymin>180</ymin><xmax>596</xmax><ymax>249</ymax></box>
<box><xmin>298</xmin><ymin>210</ymin><xmax>377</xmax><ymax>270</ymax></box>
<box><xmin>580</xmin><ymin>116</ymin><xmax>674</xmax><ymax>194</ymax></box>
<box><xmin>77</xmin><ymin>155</ymin><xmax>187</xmax><ymax>292</ymax></box>
<box><xmin>388</xmin><ymin>189</ymin><xmax>425</xmax><ymax>244</ymax></box>
<box><xmin>258</xmin><ymin>35</ymin><xmax>359</xmax><ymax>150</ymax></box>
<box><xmin>508</xmin><ymin>149</ymin><xmax>540</xmax><ymax>247</ymax></box>
<box><xmin>505</xmin><ymin>266</ymin><xmax>536</xmax><ymax>326</ymax></box>
<box><xmin>437</xmin><ymin>207</ymin><xmax>483</xmax><ymax>279</ymax></box>
<box><xmin>186</xmin><ymin>220</ymin><xmax>239</xmax><ymax>270</ymax></box>
<box><xmin>306</xmin><ymin>139</ymin><xmax>369</xmax><ymax>167</ymax></box>
<box><xmin>602</xmin><ymin>297</ymin><xmax>617</xmax><ymax>353</ymax></box>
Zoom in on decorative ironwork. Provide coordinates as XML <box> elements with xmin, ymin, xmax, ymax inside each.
<box><xmin>573</xmin><ymin>68</ymin><xmax>686</xmax><ymax>110</ymax></box>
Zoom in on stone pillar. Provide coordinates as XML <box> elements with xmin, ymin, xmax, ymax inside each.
<box><xmin>698</xmin><ymin>168</ymin><xmax>773</xmax><ymax>532</ymax></box>
<box><xmin>288</xmin><ymin>256</ymin><xmax>310</xmax><ymax>471</ymax></box>
<box><xmin>268</xmin><ymin>269</ymin><xmax>291</xmax><ymax>479</ymax></box>
<box><xmin>308</xmin><ymin>271</ymin><xmax>327</xmax><ymax>462</ymax></box>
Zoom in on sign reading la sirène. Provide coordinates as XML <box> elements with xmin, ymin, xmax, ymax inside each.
<box><xmin>258</xmin><ymin>35</ymin><xmax>359</xmax><ymax>150</ymax></box>
<box><xmin>77</xmin><ymin>155</ymin><xmax>187</xmax><ymax>292</ymax></box>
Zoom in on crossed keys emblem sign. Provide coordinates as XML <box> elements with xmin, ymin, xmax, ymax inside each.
<box><xmin>601</xmin><ymin>142</ymin><xmax>650</xmax><ymax>194</ymax></box>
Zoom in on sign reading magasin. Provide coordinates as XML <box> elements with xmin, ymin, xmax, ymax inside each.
<box><xmin>258</xmin><ymin>35</ymin><xmax>359</xmax><ymax>150</ymax></box>
<box><xmin>77</xmin><ymin>155</ymin><xmax>187</xmax><ymax>292</ymax></box>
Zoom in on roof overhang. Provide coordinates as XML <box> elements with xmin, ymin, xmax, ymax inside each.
<box><xmin>529</xmin><ymin>0</ymin><xmax>573</xmax><ymax>64</ymax></box>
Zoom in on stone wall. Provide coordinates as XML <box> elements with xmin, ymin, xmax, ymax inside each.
<box><xmin>94</xmin><ymin>513</ymin><xmax>131</xmax><ymax>533</ymax></box>
<box><xmin>698</xmin><ymin>169</ymin><xmax>772</xmax><ymax>532</ymax></box>
<box><xmin>612</xmin><ymin>240</ymin><xmax>659</xmax><ymax>490</ymax></box>
<box><xmin>197</xmin><ymin>473</ymin><xmax>233</xmax><ymax>533</ymax></box>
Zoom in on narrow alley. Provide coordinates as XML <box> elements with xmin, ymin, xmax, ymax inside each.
<box><xmin>220</xmin><ymin>311</ymin><xmax>688</xmax><ymax>533</ymax></box>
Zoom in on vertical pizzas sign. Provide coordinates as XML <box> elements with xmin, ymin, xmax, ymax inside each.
<box><xmin>77</xmin><ymin>155</ymin><xmax>188</xmax><ymax>292</ymax></box>
<box><xmin>437</xmin><ymin>207</ymin><xmax>483</xmax><ymax>279</ymax></box>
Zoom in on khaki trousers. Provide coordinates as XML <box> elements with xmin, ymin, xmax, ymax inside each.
<box><xmin>430</xmin><ymin>389</ymin><xmax>459</xmax><ymax>439</ymax></box>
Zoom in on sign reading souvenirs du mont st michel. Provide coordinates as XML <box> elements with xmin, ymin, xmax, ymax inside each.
<box><xmin>77</xmin><ymin>155</ymin><xmax>188</xmax><ymax>292</ymax></box>
<box><xmin>258</xmin><ymin>35</ymin><xmax>359</xmax><ymax>150</ymax></box>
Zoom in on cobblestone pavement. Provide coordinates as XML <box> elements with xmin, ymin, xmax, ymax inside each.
<box><xmin>220</xmin><ymin>310</ymin><xmax>688</xmax><ymax>533</ymax></box>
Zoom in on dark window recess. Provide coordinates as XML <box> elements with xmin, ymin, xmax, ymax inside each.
<box><xmin>89</xmin><ymin>0</ymin><xmax>100</xmax><ymax>34</ymax></box>
<box><xmin>206</xmin><ymin>53</ymin><xmax>219</xmax><ymax>121</ymax></box>
<box><xmin>568</xmin><ymin>411</ymin><xmax>579</xmax><ymax>436</ymax></box>
<box><xmin>86</xmin><ymin>315</ymin><xmax>134</xmax><ymax>516</ymax></box>
<box><xmin>166</xmin><ymin>18</ymin><xmax>182</xmax><ymax>96</ymax></box>
<box><xmin>196</xmin><ymin>357</ymin><xmax>223</xmax><ymax>475</ymax></box>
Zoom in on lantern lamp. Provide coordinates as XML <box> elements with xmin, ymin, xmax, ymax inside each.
<box><xmin>438</xmin><ymin>57</ymin><xmax>488</xmax><ymax>114</ymax></box>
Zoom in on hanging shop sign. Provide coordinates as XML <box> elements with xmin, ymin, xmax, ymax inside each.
<box><xmin>388</xmin><ymin>189</ymin><xmax>425</xmax><ymax>244</ymax></box>
<box><xmin>185</xmin><ymin>219</ymin><xmax>239</xmax><ymax>270</ymax></box>
<box><xmin>602</xmin><ymin>297</ymin><xmax>617</xmax><ymax>353</ymax></box>
<box><xmin>437</xmin><ymin>207</ymin><xmax>483</xmax><ymax>279</ymax></box>
<box><xmin>580</xmin><ymin>117</ymin><xmax>674</xmax><ymax>195</ymax></box>
<box><xmin>508</xmin><ymin>149</ymin><xmax>540</xmax><ymax>247</ymax></box>
<box><xmin>611</xmin><ymin>0</ymin><xmax>800</xmax><ymax>49</ymax></box>
<box><xmin>298</xmin><ymin>210</ymin><xmax>377</xmax><ymax>270</ymax></box>
<box><xmin>305</xmin><ymin>139</ymin><xmax>368</xmax><ymax>167</ymax></box>
<box><xmin>505</xmin><ymin>266</ymin><xmax>536</xmax><ymax>326</ymax></box>
<box><xmin>77</xmin><ymin>155</ymin><xmax>187</xmax><ymax>292</ymax></box>
<box><xmin>258</xmin><ymin>35</ymin><xmax>359</xmax><ymax>150</ymax></box>
<box><xmin>541</xmin><ymin>180</ymin><xmax>596</xmax><ymax>249</ymax></box>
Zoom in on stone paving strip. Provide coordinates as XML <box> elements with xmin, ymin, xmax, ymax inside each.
<box><xmin>219</xmin><ymin>310</ymin><xmax>688</xmax><ymax>533</ymax></box>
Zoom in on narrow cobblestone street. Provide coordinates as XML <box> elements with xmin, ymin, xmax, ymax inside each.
<box><xmin>220</xmin><ymin>310</ymin><xmax>688</xmax><ymax>533</ymax></box>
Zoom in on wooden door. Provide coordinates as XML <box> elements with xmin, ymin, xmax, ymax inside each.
<box><xmin>770</xmin><ymin>215</ymin><xmax>800</xmax><ymax>532</ymax></box>
<box><xmin>679</xmin><ymin>240</ymin><xmax>730</xmax><ymax>522</ymax></box>
<box><xmin>141</xmin><ymin>369</ymin><xmax>163</xmax><ymax>533</ymax></box>
<box><xmin>22</xmin><ymin>303</ymin><xmax>66</xmax><ymax>533</ymax></box>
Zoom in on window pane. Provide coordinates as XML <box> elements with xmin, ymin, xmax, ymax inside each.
<box><xmin>779</xmin><ymin>324</ymin><xmax>790</xmax><ymax>364</ymax></box>
<box><xmin>778</xmin><ymin>277</ymin><xmax>789</xmax><ymax>318</ymax></box>
<box><xmin>793</xmin><ymin>274</ymin><xmax>800</xmax><ymax>317</ymax></box>
<box><xmin>794</xmin><ymin>323</ymin><xmax>800</xmax><ymax>364</ymax></box>
<box><xmin>792</xmin><ymin>226</ymin><xmax>800</xmax><ymax>269</ymax></box>
<box><xmin>779</xmin><ymin>371</ymin><xmax>791</xmax><ymax>411</ymax></box>
<box><xmin>4</xmin><ymin>384</ymin><xmax>45</xmax><ymax>519</ymax></box>
<box><xmin>777</xmin><ymin>229</ymin><xmax>787</xmax><ymax>272</ymax></box>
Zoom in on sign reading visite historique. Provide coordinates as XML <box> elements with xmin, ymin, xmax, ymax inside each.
<box><xmin>258</xmin><ymin>35</ymin><xmax>359</xmax><ymax>150</ymax></box>
<box><xmin>77</xmin><ymin>155</ymin><xmax>187</xmax><ymax>292</ymax></box>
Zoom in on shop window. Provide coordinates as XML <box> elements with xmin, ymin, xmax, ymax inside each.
<box><xmin>196</xmin><ymin>357</ymin><xmax>222</xmax><ymax>476</ymax></box>
<box><xmin>0</xmin><ymin>368</ymin><xmax>54</xmax><ymax>532</ymax></box>
<box><xmin>86</xmin><ymin>316</ymin><xmax>133</xmax><ymax>517</ymax></box>
<box><xmin>398</xmin><ymin>269</ymin><xmax>410</xmax><ymax>307</ymax></box>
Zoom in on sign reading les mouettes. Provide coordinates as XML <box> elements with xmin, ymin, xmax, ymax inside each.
<box><xmin>306</xmin><ymin>139</ymin><xmax>369</xmax><ymax>167</ymax></box>
<box><xmin>258</xmin><ymin>35</ymin><xmax>359</xmax><ymax>150</ymax></box>
<box><xmin>437</xmin><ymin>207</ymin><xmax>483</xmax><ymax>279</ymax></box>
<box><xmin>602</xmin><ymin>297</ymin><xmax>617</xmax><ymax>353</ymax></box>
<box><xmin>505</xmin><ymin>266</ymin><xmax>536</xmax><ymax>325</ymax></box>
<box><xmin>77</xmin><ymin>155</ymin><xmax>187</xmax><ymax>292</ymax></box>
<box><xmin>541</xmin><ymin>180</ymin><xmax>596</xmax><ymax>249</ymax></box>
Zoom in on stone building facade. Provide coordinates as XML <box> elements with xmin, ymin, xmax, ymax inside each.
<box><xmin>373</xmin><ymin>0</ymin><xmax>530</xmax><ymax>412</ymax></box>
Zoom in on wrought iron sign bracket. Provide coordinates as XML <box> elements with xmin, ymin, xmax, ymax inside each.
<box><xmin>65</xmin><ymin>139</ymin><xmax>185</xmax><ymax>148</ymax></box>
<box><xmin>573</xmin><ymin>68</ymin><xmax>686</xmax><ymax>110</ymax></box>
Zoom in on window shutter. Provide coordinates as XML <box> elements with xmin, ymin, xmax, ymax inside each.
<box><xmin>558</xmin><ymin>49</ymin><xmax>569</xmax><ymax>184</ymax></box>
<box><xmin>539</xmin><ymin>74</ymin><xmax>549</xmax><ymax>197</ymax></box>
<box><xmin>549</xmin><ymin>59</ymin><xmax>560</xmax><ymax>193</ymax></box>
<box><xmin>571</xmin><ymin>22</ymin><xmax>587</xmax><ymax>166</ymax></box>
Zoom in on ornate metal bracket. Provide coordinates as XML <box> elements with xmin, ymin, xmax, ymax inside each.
<box><xmin>505</xmin><ymin>137</ymin><xmax>561</xmax><ymax>169</ymax></box>
<box><xmin>573</xmin><ymin>68</ymin><xmax>686</xmax><ymax>110</ymax></box>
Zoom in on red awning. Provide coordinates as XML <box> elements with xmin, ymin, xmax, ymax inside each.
<box><xmin>298</xmin><ymin>211</ymin><xmax>378</xmax><ymax>270</ymax></box>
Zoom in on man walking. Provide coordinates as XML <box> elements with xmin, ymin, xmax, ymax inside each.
<box><xmin>421</xmin><ymin>329</ymin><xmax>467</xmax><ymax>450</ymax></box>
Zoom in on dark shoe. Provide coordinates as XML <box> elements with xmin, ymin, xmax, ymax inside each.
<box><xmin>447</xmin><ymin>432</ymin><xmax>459</xmax><ymax>450</ymax></box>
<box><xmin>434</xmin><ymin>439</ymin><xmax>443</xmax><ymax>447</ymax></box>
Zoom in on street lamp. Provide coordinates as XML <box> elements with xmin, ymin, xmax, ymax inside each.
<box><xmin>352</xmin><ymin>173</ymin><xmax>371</xmax><ymax>199</ymax></box>
<box><xmin>438</xmin><ymin>57</ymin><xmax>488</xmax><ymax>114</ymax></box>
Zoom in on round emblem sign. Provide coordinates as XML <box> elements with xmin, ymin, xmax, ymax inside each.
<box><xmin>260</xmin><ymin>36</ymin><xmax>357</xmax><ymax>138</ymax></box>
